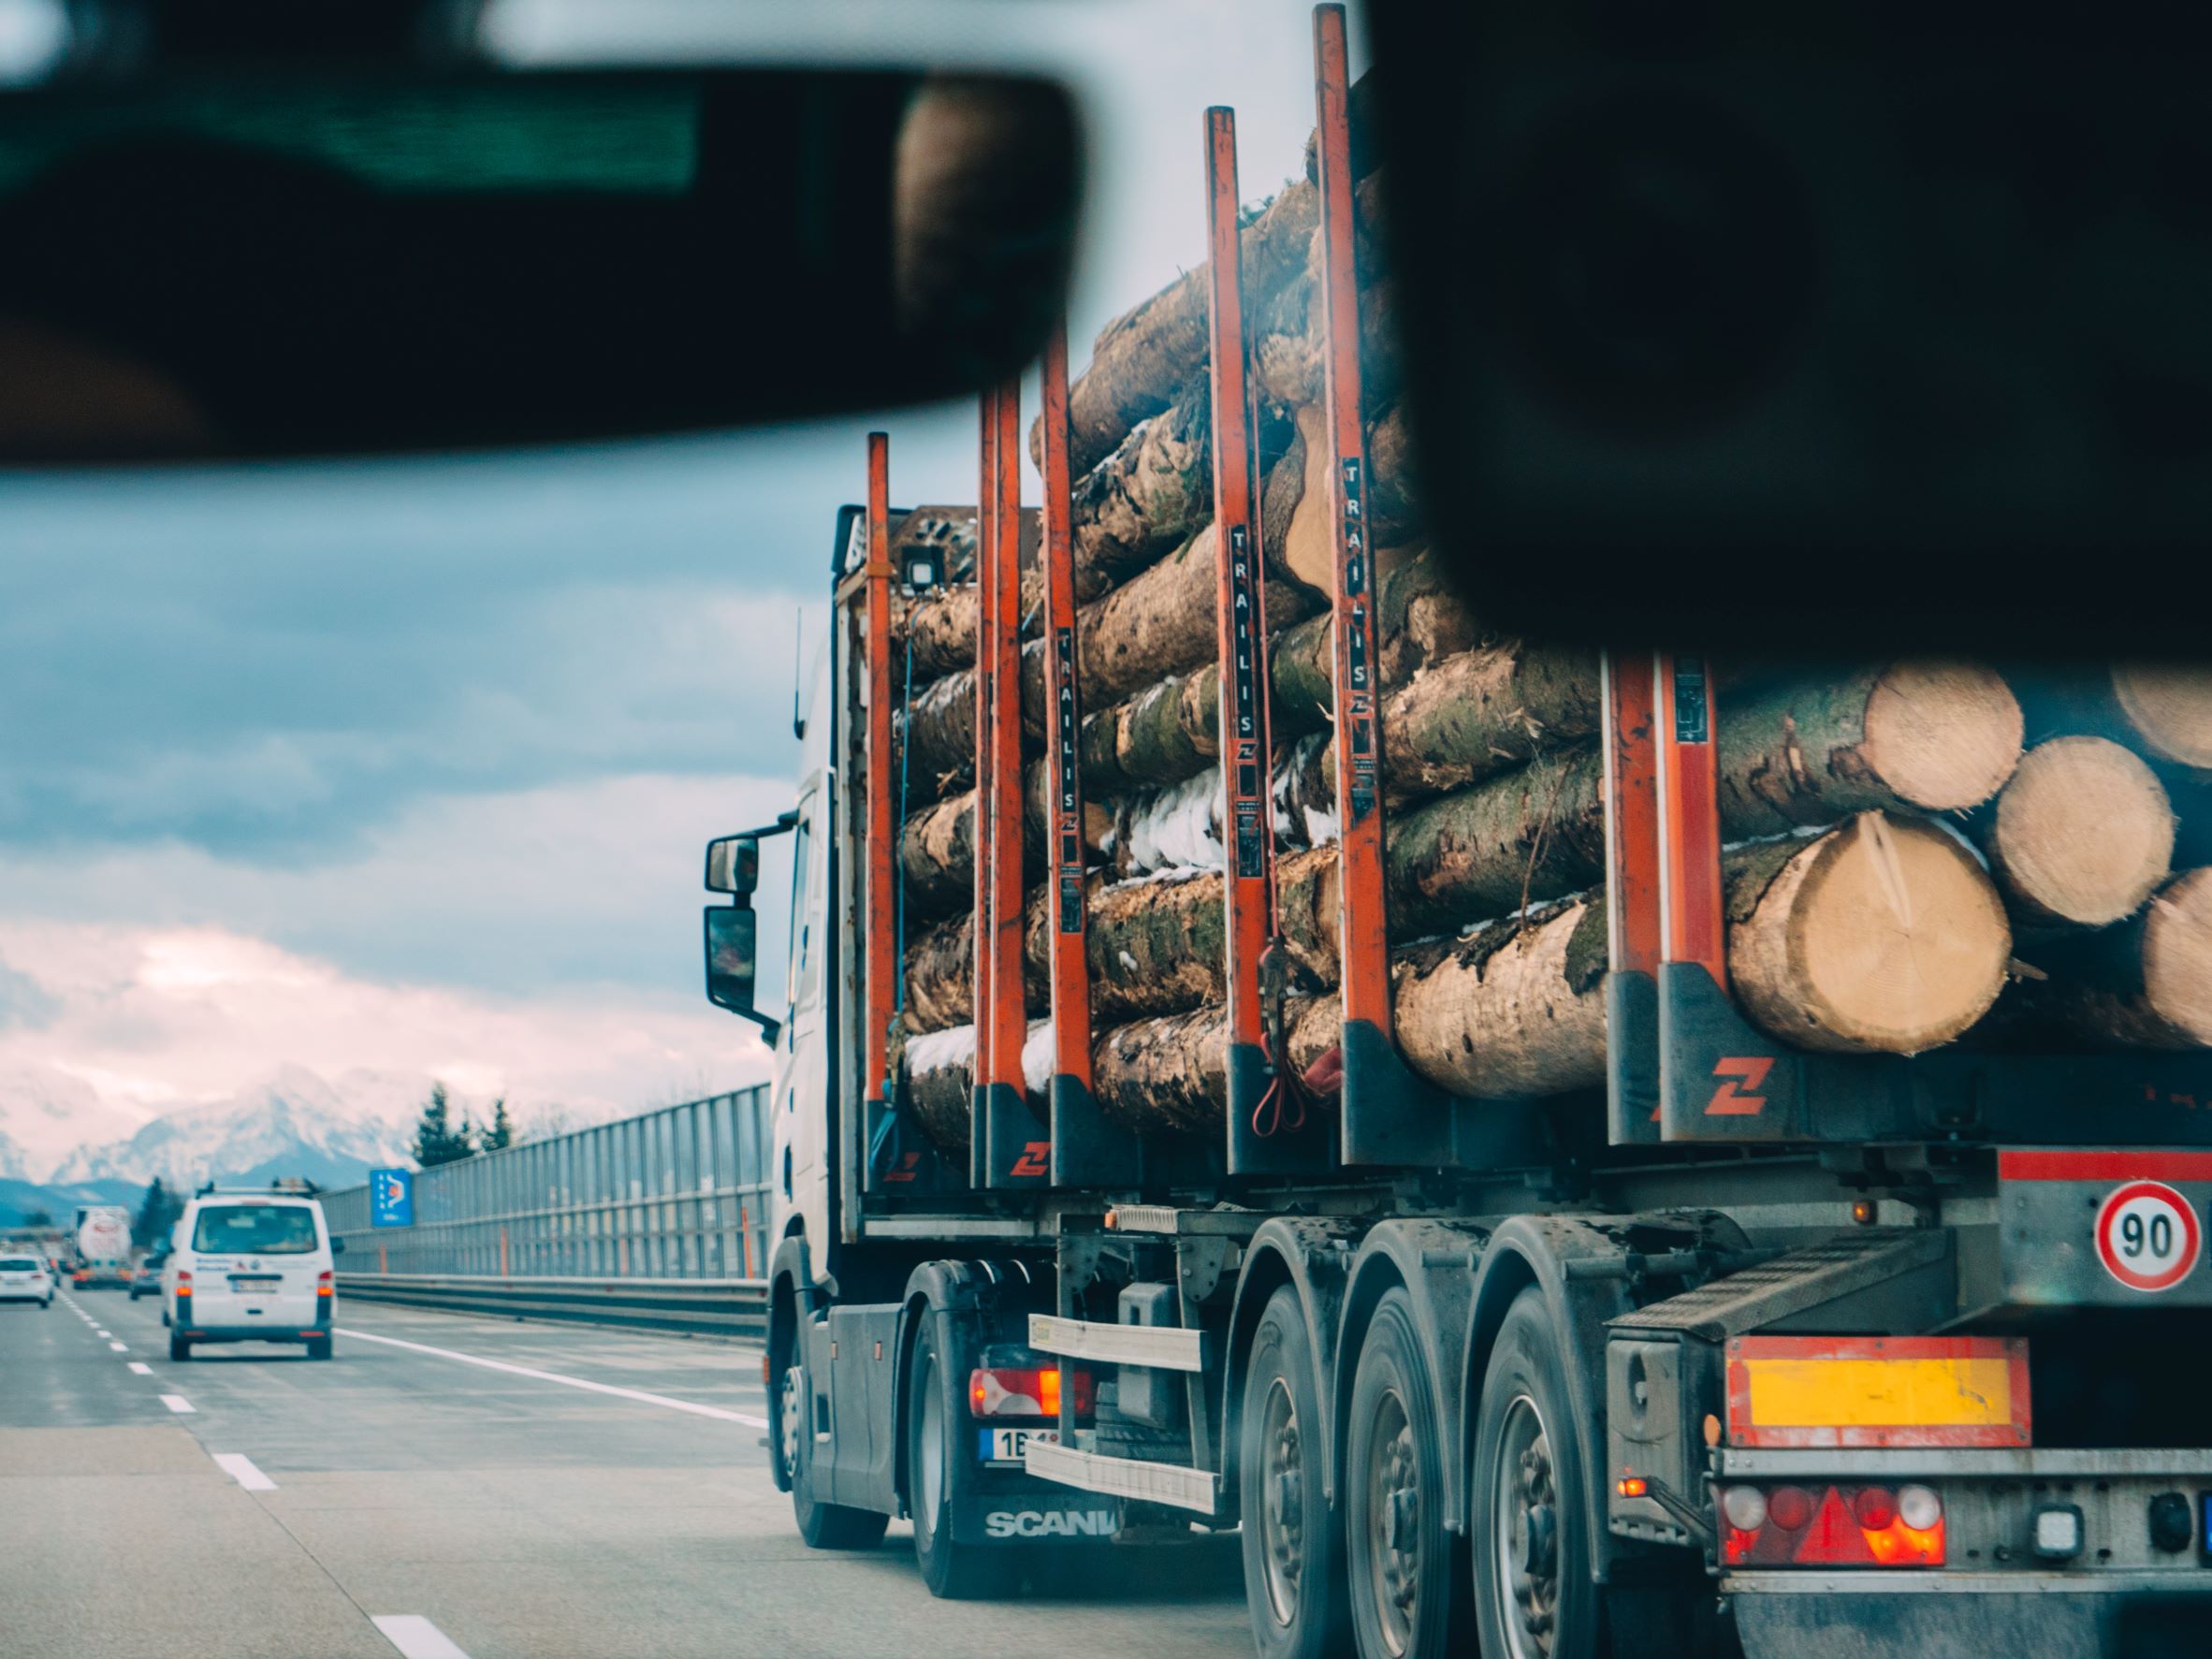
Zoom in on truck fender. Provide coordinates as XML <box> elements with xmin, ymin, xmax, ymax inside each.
<box><xmin>765</xmin><ymin>1230</ymin><xmax>821</xmax><ymax>1493</ymax></box>
<box><xmin>1462</xmin><ymin>1214</ymin><xmax>1731</xmax><ymax>1580</ymax></box>
<box><xmin>893</xmin><ymin>1259</ymin><xmax>1052</xmax><ymax>1518</ymax></box>
<box><xmin>1333</xmin><ymin>1217</ymin><xmax>1492</xmax><ymax>1535</ymax></box>
<box><xmin>1223</xmin><ymin>1217</ymin><xmax>1363</xmax><ymax>1515</ymax></box>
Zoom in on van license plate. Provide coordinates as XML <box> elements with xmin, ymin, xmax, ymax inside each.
<box><xmin>980</xmin><ymin>1428</ymin><xmax>1058</xmax><ymax>1465</ymax></box>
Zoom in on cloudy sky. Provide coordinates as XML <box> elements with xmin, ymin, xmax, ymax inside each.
<box><xmin>0</xmin><ymin>0</ymin><xmax>1364</xmax><ymax>1171</ymax></box>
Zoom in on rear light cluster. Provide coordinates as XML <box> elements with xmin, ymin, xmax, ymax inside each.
<box><xmin>175</xmin><ymin>1270</ymin><xmax>192</xmax><ymax>1290</ymax></box>
<box><xmin>1721</xmin><ymin>1483</ymin><xmax>1944</xmax><ymax>1567</ymax></box>
<box><xmin>968</xmin><ymin>1365</ymin><xmax>1093</xmax><ymax>1420</ymax></box>
<box><xmin>316</xmin><ymin>1271</ymin><xmax>334</xmax><ymax>1298</ymax></box>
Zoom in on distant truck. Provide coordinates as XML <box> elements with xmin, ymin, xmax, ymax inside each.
<box><xmin>72</xmin><ymin>1204</ymin><xmax>132</xmax><ymax>1289</ymax></box>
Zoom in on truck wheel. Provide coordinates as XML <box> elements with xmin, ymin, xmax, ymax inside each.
<box><xmin>907</xmin><ymin>1317</ymin><xmax>1015</xmax><ymax>1599</ymax></box>
<box><xmin>1241</xmin><ymin>1286</ymin><xmax>1350</xmax><ymax>1659</ymax></box>
<box><xmin>1472</xmin><ymin>1287</ymin><xmax>1598</xmax><ymax>1659</ymax></box>
<box><xmin>783</xmin><ymin>1339</ymin><xmax>888</xmax><ymax>1550</ymax></box>
<box><xmin>1346</xmin><ymin>1288</ymin><xmax>1466</xmax><ymax>1659</ymax></box>
<box><xmin>307</xmin><ymin>1337</ymin><xmax>333</xmax><ymax>1361</ymax></box>
<box><xmin>168</xmin><ymin>1333</ymin><xmax>191</xmax><ymax>1362</ymax></box>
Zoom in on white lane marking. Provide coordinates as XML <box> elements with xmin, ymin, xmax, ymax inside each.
<box><xmin>128</xmin><ymin>1361</ymin><xmax>153</xmax><ymax>1375</ymax></box>
<box><xmin>160</xmin><ymin>1393</ymin><xmax>195</xmax><ymax>1414</ymax></box>
<box><xmin>211</xmin><ymin>1452</ymin><xmax>276</xmax><ymax>1492</ymax></box>
<box><xmin>335</xmin><ymin>1328</ymin><xmax>770</xmax><ymax>1428</ymax></box>
<box><xmin>371</xmin><ymin>1614</ymin><xmax>473</xmax><ymax>1658</ymax></box>
<box><xmin>96</xmin><ymin>1330</ymin><xmax>110</xmax><ymax>1338</ymax></box>
<box><xmin>109</xmin><ymin>1341</ymin><xmax>127</xmax><ymax>1352</ymax></box>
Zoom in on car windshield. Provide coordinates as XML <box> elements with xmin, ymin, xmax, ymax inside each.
<box><xmin>190</xmin><ymin>1205</ymin><xmax>319</xmax><ymax>1255</ymax></box>
<box><xmin>0</xmin><ymin>1258</ymin><xmax>38</xmax><ymax>1272</ymax></box>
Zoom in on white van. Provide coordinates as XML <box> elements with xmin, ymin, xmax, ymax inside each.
<box><xmin>164</xmin><ymin>1186</ymin><xmax>340</xmax><ymax>1361</ymax></box>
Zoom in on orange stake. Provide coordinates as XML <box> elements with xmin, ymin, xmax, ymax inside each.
<box><xmin>863</xmin><ymin>433</ymin><xmax>895</xmax><ymax>1110</ymax></box>
<box><xmin>1040</xmin><ymin>320</ymin><xmax>1094</xmax><ymax>1089</ymax></box>
<box><xmin>1656</xmin><ymin>653</ymin><xmax>1726</xmax><ymax>990</ymax></box>
<box><xmin>971</xmin><ymin>386</ymin><xmax>999</xmax><ymax>1148</ymax></box>
<box><xmin>1312</xmin><ymin>4</ymin><xmax>1389</xmax><ymax>1040</ymax></box>
<box><xmin>1604</xmin><ymin>648</ymin><xmax>1663</xmax><ymax>981</ymax></box>
<box><xmin>986</xmin><ymin>377</ymin><xmax>1028</xmax><ymax>1099</ymax></box>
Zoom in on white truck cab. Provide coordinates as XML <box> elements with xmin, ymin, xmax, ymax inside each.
<box><xmin>164</xmin><ymin>1185</ymin><xmax>339</xmax><ymax>1361</ymax></box>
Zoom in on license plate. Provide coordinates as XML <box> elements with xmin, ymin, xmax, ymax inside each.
<box><xmin>979</xmin><ymin>1427</ymin><xmax>1059</xmax><ymax>1464</ymax></box>
<box><xmin>229</xmin><ymin>1276</ymin><xmax>282</xmax><ymax>1289</ymax></box>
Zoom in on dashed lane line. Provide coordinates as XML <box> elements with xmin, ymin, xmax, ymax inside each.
<box><xmin>159</xmin><ymin>1393</ymin><xmax>195</xmax><ymax>1414</ymax></box>
<box><xmin>335</xmin><ymin>1327</ymin><xmax>769</xmax><ymax>1428</ymax></box>
<box><xmin>211</xmin><ymin>1452</ymin><xmax>277</xmax><ymax>1492</ymax></box>
<box><xmin>371</xmin><ymin>1615</ymin><xmax>473</xmax><ymax>1659</ymax></box>
<box><xmin>109</xmin><ymin>1341</ymin><xmax>126</xmax><ymax>1352</ymax></box>
<box><xmin>127</xmin><ymin>1361</ymin><xmax>153</xmax><ymax>1375</ymax></box>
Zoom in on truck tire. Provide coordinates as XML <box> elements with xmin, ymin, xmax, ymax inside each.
<box><xmin>907</xmin><ymin>1316</ymin><xmax>1016</xmax><ymax>1599</ymax></box>
<box><xmin>306</xmin><ymin>1336</ymin><xmax>333</xmax><ymax>1361</ymax></box>
<box><xmin>1472</xmin><ymin>1287</ymin><xmax>1599</xmax><ymax>1659</ymax></box>
<box><xmin>1241</xmin><ymin>1286</ymin><xmax>1351</xmax><ymax>1659</ymax></box>
<box><xmin>1346</xmin><ymin>1287</ymin><xmax>1466</xmax><ymax>1659</ymax></box>
<box><xmin>784</xmin><ymin>1338</ymin><xmax>889</xmax><ymax>1550</ymax></box>
<box><xmin>168</xmin><ymin>1332</ymin><xmax>191</xmax><ymax>1362</ymax></box>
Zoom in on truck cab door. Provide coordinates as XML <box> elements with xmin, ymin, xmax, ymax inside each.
<box><xmin>772</xmin><ymin>773</ymin><xmax>833</xmax><ymax>1274</ymax></box>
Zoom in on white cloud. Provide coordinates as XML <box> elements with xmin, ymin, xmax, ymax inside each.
<box><xmin>0</xmin><ymin>918</ymin><xmax>771</xmax><ymax>1176</ymax></box>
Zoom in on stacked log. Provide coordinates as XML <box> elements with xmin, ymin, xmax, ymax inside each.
<box><xmin>880</xmin><ymin>94</ymin><xmax>2212</xmax><ymax>1154</ymax></box>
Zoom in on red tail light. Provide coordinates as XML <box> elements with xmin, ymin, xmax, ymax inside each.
<box><xmin>175</xmin><ymin>1269</ymin><xmax>192</xmax><ymax>1289</ymax></box>
<box><xmin>316</xmin><ymin>1271</ymin><xmax>334</xmax><ymax>1298</ymax></box>
<box><xmin>968</xmin><ymin>1365</ymin><xmax>1094</xmax><ymax>1419</ymax></box>
<box><xmin>1723</xmin><ymin>1484</ymin><xmax>1943</xmax><ymax>1567</ymax></box>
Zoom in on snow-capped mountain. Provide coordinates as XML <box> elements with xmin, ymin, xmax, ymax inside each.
<box><xmin>48</xmin><ymin>1064</ymin><xmax>415</xmax><ymax>1190</ymax></box>
<box><xmin>0</xmin><ymin>1067</ymin><xmax>150</xmax><ymax>1181</ymax></box>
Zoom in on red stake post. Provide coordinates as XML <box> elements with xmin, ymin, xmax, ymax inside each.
<box><xmin>1602</xmin><ymin>648</ymin><xmax>1665</xmax><ymax>1144</ymax></box>
<box><xmin>863</xmin><ymin>433</ymin><xmax>895</xmax><ymax>1116</ymax></box>
<box><xmin>1203</xmin><ymin>107</ymin><xmax>1294</xmax><ymax>1173</ymax></box>
<box><xmin>969</xmin><ymin>388</ymin><xmax>999</xmax><ymax>1186</ymax></box>
<box><xmin>1040</xmin><ymin>323</ymin><xmax>1094</xmax><ymax>1092</ymax></box>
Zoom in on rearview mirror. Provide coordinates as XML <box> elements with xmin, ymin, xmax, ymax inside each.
<box><xmin>0</xmin><ymin>62</ymin><xmax>1079</xmax><ymax>460</ymax></box>
<box><xmin>705</xmin><ymin>835</ymin><xmax>760</xmax><ymax>897</ymax></box>
<box><xmin>705</xmin><ymin>904</ymin><xmax>779</xmax><ymax>1042</ymax></box>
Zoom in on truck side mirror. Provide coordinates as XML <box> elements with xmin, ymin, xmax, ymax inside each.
<box><xmin>705</xmin><ymin>904</ymin><xmax>781</xmax><ymax>1043</ymax></box>
<box><xmin>705</xmin><ymin>835</ymin><xmax>761</xmax><ymax>896</ymax></box>
<box><xmin>329</xmin><ymin>1238</ymin><xmax>345</xmax><ymax>1255</ymax></box>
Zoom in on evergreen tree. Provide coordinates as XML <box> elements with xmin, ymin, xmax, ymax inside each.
<box><xmin>409</xmin><ymin>1082</ymin><xmax>476</xmax><ymax>1168</ymax></box>
<box><xmin>481</xmin><ymin>1099</ymin><xmax>514</xmax><ymax>1153</ymax></box>
<box><xmin>131</xmin><ymin>1177</ymin><xmax>182</xmax><ymax>1248</ymax></box>
<box><xmin>22</xmin><ymin>1206</ymin><xmax>51</xmax><ymax>1229</ymax></box>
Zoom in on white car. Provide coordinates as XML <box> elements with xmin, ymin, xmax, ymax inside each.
<box><xmin>165</xmin><ymin>1190</ymin><xmax>340</xmax><ymax>1361</ymax></box>
<box><xmin>0</xmin><ymin>1253</ymin><xmax>53</xmax><ymax>1307</ymax></box>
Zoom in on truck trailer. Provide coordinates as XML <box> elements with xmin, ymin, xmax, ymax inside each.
<box><xmin>700</xmin><ymin>14</ymin><xmax>2212</xmax><ymax>1656</ymax></box>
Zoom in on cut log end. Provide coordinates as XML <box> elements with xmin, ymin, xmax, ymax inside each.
<box><xmin>2112</xmin><ymin>663</ymin><xmax>2212</xmax><ymax>771</ymax></box>
<box><xmin>1859</xmin><ymin>661</ymin><xmax>2025</xmax><ymax>811</ymax></box>
<box><xmin>2142</xmin><ymin>868</ymin><xmax>2212</xmax><ymax>1044</ymax></box>
<box><xmin>1990</xmin><ymin>736</ymin><xmax>2175</xmax><ymax>928</ymax></box>
<box><xmin>1729</xmin><ymin>812</ymin><xmax>2011</xmax><ymax>1055</ymax></box>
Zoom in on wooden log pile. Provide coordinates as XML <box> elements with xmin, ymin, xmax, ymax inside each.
<box><xmin>880</xmin><ymin>99</ymin><xmax>2212</xmax><ymax>1152</ymax></box>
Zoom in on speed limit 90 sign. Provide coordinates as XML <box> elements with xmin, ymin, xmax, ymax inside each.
<box><xmin>2095</xmin><ymin>1181</ymin><xmax>2203</xmax><ymax>1293</ymax></box>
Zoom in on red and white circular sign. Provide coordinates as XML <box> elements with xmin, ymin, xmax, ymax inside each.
<box><xmin>2095</xmin><ymin>1181</ymin><xmax>2203</xmax><ymax>1293</ymax></box>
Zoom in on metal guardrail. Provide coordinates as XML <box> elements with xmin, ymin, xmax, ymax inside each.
<box><xmin>336</xmin><ymin>1273</ymin><xmax>768</xmax><ymax>1341</ymax></box>
<box><xmin>325</xmin><ymin>1087</ymin><xmax>775</xmax><ymax>1282</ymax></box>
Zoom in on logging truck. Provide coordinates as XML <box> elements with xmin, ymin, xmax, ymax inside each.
<box><xmin>699</xmin><ymin>13</ymin><xmax>2212</xmax><ymax>1657</ymax></box>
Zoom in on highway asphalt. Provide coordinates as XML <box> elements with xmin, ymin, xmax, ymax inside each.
<box><xmin>0</xmin><ymin>1286</ymin><xmax>1249</xmax><ymax>1659</ymax></box>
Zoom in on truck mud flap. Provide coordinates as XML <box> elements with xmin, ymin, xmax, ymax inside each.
<box><xmin>1731</xmin><ymin>1575</ymin><xmax>2212</xmax><ymax>1659</ymax></box>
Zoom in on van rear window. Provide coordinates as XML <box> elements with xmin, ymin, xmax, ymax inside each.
<box><xmin>190</xmin><ymin>1205</ymin><xmax>318</xmax><ymax>1254</ymax></box>
<box><xmin>0</xmin><ymin>1257</ymin><xmax>39</xmax><ymax>1272</ymax></box>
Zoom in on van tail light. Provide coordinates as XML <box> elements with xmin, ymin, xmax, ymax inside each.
<box><xmin>316</xmin><ymin>1271</ymin><xmax>334</xmax><ymax>1298</ymax></box>
<box><xmin>968</xmin><ymin>1366</ymin><xmax>1093</xmax><ymax>1419</ymax></box>
<box><xmin>1723</xmin><ymin>1484</ymin><xmax>1943</xmax><ymax>1567</ymax></box>
<box><xmin>174</xmin><ymin>1269</ymin><xmax>191</xmax><ymax>1289</ymax></box>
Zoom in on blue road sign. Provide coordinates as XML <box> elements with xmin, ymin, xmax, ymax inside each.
<box><xmin>369</xmin><ymin>1168</ymin><xmax>414</xmax><ymax>1229</ymax></box>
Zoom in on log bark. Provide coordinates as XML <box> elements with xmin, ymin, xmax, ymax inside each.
<box><xmin>897</xmin><ymin>766</ymin><xmax>1109</xmax><ymax>919</ymax></box>
<box><xmin>2009</xmin><ymin>867</ymin><xmax>2212</xmax><ymax>1048</ymax></box>
<box><xmin>1973</xmin><ymin>736</ymin><xmax>2175</xmax><ymax>930</ymax></box>
<box><xmin>1091</xmin><ymin>1004</ymin><xmax>1236</xmax><ymax>1138</ymax></box>
<box><xmin>1069</xmin><ymin>381</ymin><xmax>1211</xmax><ymax>602</ymax></box>
<box><xmin>894</xmin><ymin>584</ymin><xmax>981</xmax><ymax>684</ymax></box>
<box><xmin>1725</xmin><ymin>812</ymin><xmax>2012</xmax><ymax>1055</ymax></box>
<box><xmin>1390</xmin><ymin>896</ymin><xmax>1610</xmax><ymax>1099</ymax></box>
<box><xmin>1354</xmin><ymin>640</ymin><xmax>1603</xmax><ymax>804</ymax></box>
<box><xmin>894</xmin><ymin>1019</ymin><xmax>1050</xmax><ymax>1153</ymax></box>
<box><xmin>1716</xmin><ymin>662</ymin><xmax>2023</xmax><ymax>834</ymax></box>
<box><xmin>1388</xmin><ymin>748</ymin><xmax>1608</xmax><ymax>936</ymax></box>
<box><xmin>1271</xmin><ymin>541</ymin><xmax>1477</xmax><ymax>725</ymax></box>
<box><xmin>1043</xmin><ymin>179</ymin><xmax>1320</xmax><ymax>475</ymax></box>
